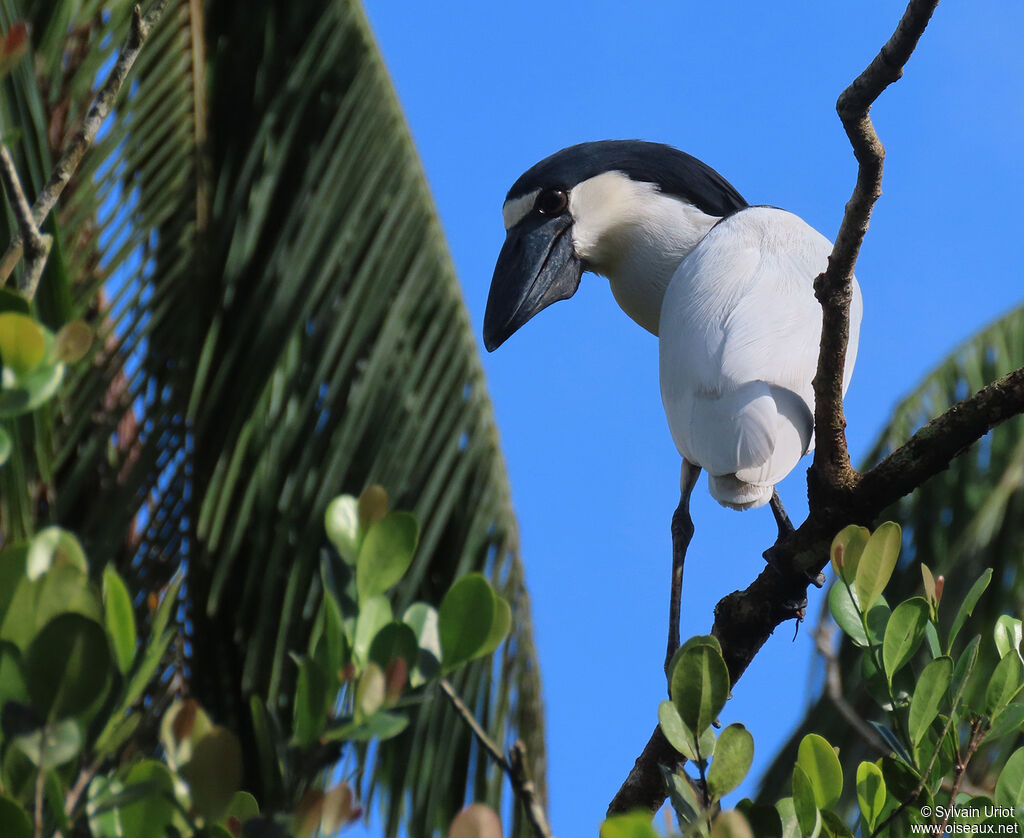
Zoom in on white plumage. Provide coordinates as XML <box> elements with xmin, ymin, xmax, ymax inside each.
<box><xmin>658</xmin><ymin>206</ymin><xmax>862</xmax><ymax>508</ymax></box>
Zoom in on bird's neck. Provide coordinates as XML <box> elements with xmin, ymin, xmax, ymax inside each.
<box><xmin>570</xmin><ymin>174</ymin><xmax>720</xmax><ymax>335</ymax></box>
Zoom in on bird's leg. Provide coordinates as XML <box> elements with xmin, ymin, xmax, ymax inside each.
<box><xmin>770</xmin><ymin>485</ymin><xmax>823</xmax><ymax>590</ymax></box>
<box><xmin>769</xmin><ymin>489</ymin><xmax>794</xmax><ymax>539</ymax></box>
<box><xmin>666</xmin><ymin>461</ymin><xmax>702</xmax><ymax>680</ymax></box>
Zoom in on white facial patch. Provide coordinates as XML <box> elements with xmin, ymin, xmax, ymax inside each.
<box><xmin>569</xmin><ymin>171</ymin><xmax>719</xmax><ymax>335</ymax></box>
<box><xmin>502</xmin><ymin>190</ymin><xmax>539</xmax><ymax>230</ymax></box>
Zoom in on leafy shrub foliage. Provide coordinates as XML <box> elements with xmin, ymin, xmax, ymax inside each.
<box><xmin>603</xmin><ymin>523</ymin><xmax>1024</xmax><ymax>838</ymax></box>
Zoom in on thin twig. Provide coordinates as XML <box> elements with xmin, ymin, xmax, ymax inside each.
<box><xmin>808</xmin><ymin>0</ymin><xmax>941</xmax><ymax>504</ymax></box>
<box><xmin>0</xmin><ymin>144</ymin><xmax>52</xmax><ymax>298</ymax></box>
<box><xmin>935</xmin><ymin>718</ymin><xmax>987</xmax><ymax>835</ymax></box>
<box><xmin>0</xmin><ymin>0</ymin><xmax>171</xmax><ymax>295</ymax></box>
<box><xmin>439</xmin><ymin>678</ymin><xmax>553</xmax><ymax>838</ymax></box>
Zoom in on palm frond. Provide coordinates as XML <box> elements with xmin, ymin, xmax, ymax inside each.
<box><xmin>1</xmin><ymin>0</ymin><xmax>545</xmax><ymax>834</ymax></box>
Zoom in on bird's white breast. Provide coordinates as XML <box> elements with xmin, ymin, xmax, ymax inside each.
<box><xmin>658</xmin><ymin>206</ymin><xmax>863</xmax><ymax>507</ymax></box>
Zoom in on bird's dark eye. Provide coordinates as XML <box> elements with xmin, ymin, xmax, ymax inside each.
<box><xmin>535</xmin><ymin>188</ymin><xmax>568</xmax><ymax>216</ymax></box>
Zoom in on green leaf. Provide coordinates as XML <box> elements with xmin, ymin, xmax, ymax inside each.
<box><xmin>775</xmin><ymin>798</ymin><xmax>799</xmax><ymax>838</ymax></box>
<box><xmin>819</xmin><ymin>809</ymin><xmax>855</xmax><ymax>838</ymax></box>
<box><xmin>986</xmin><ymin>652</ymin><xmax>1024</xmax><ymax>718</ymax></box>
<box><xmin>12</xmin><ymin>719</ymin><xmax>82</xmax><ymax>768</ymax></box>
<box><xmin>796</xmin><ymin>733</ymin><xmax>843</xmax><ymax>810</ymax></box>
<box><xmin>450</xmin><ymin>804</ymin><xmax>503</xmax><ymax>838</ymax></box>
<box><xmin>26</xmin><ymin>526</ymin><xmax>87</xmax><ymax>580</ymax></box>
<box><xmin>856</xmin><ymin>761</ymin><xmax>886</xmax><ymax>832</ymax></box>
<box><xmin>149</xmin><ymin>570</ymin><xmax>183</xmax><ymax>641</ymax></box>
<box><xmin>325</xmin><ymin>495</ymin><xmax>360</xmax><ymax>563</ymax></box>
<box><xmin>357</xmin><ymin>511</ymin><xmax>419</xmax><ymax>601</ymax></box>
<box><xmin>0</xmin><ymin>793</ymin><xmax>31</xmax><ymax>838</ymax></box>
<box><xmin>0</xmin><ymin>358</ymin><xmax>64</xmax><ymax>417</ymax></box>
<box><xmin>180</xmin><ymin>727</ymin><xmax>244</xmax><ymax>823</ymax></box>
<box><xmin>829</xmin><ymin>525</ymin><xmax>869</xmax><ymax>585</ymax></box>
<box><xmin>950</xmin><ymin>635</ymin><xmax>981</xmax><ymax>709</ymax></box>
<box><xmin>369</xmin><ymin>622</ymin><xmax>419</xmax><ymax>671</ymax></box>
<box><xmin>24</xmin><ymin>613</ymin><xmax>111</xmax><ymax>719</ymax></box>
<box><xmin>0</xmin><ymin>425</ymin><xmax>10</xmax><ymax>466</ymax></box>
<box><xmin>909</xmin><ymin>656</ymin><xmax>953</xmax><ymax>746</ymax></box>
<box><xmin>995</xmin><ymin>615</ymin><xmax>1023</xmax><ymax>661</ymax></box>
<box><xmin>853</xmin><ymin>522</ymin><xmax>902</xmax><ymax>613</ymax></box>
<box><xmin>103</xmin><ymin>565</ymin><xmax>136</xmax><ymax>673</ymax></box>
<box><xmin>222</xmin><ymin>790</ymin><xmax>260</xmax><ymax>824</ymax></box>
<box><xmin>291</xmin><ymin>655</ymin><xmax>328</xmax><ymax>747</ymax></box>
<box><xmin>984</xmin><ymin>701</ymin><xmax>1024</xmax><ymax>744</ymax></box>
<box><xmin>663</xmin><ymin>766</ymin><xmax>702</xmax><ymax>826</ymax></box>
<box><xmin>403</xmin><ymin>602</ymin><xmax>441</xmax><ymax>687</ymax></box>
<box><xmin>882</xmin><ymin>597</ymin><xmax>930</xmax><ymax>684</ymax></box>
<box><xmin>948</xmin><ymin>568</ymin><xmax>993</xmax><ymax>653</ymax></box>
<box><xmin>995</xmin><ymin>748</ymin><xmax>1024</xmax><ymax>814</ymax></box>
<box><xmin>439</xmin><ymin>573</ymin><xmax>498</xmax><ymax>671</ymax></box>
<box><xmin>707</xmin><ymin>724</ymin><xmax>754</xmax><ymax>799</ymax></box>
<box><xmin>828</xmin><ymin>583</ymin><xmax>889</xmax><ymax>648</ymax></box>
<box><xmin>322</xmin><ymin>710</ymin><xmax>409</xmax><ymax>743</ymax></box>
<box><xmin>658</xmin><ymin>700</ymin><xmax>716</xmax><ymax>762</ymax></box>
<box><xmin>353</xmin><ymin>595</ymin><xmax>392</xmax><ymax>666</ymax></box>
<box><xmin>0</xmin><ymin>312</ymin><xmax>46</xmax><ymax>375</ymax></box>
<box><xmin>355</xmin><ymin>662</ymin><xmax>386</xmax><ymax>719</ymax></box>
<box><xmin>791</xmin><ymin>765</ymin><xmax>822</xmax><ymax>838</ymax></box>
<box><xmin>670</xmin><ymin>643</ymin><xmax>730</xmax><ymax>736</ymax></box>
<box><xmin>116</xmin><ymin>760</ymin><xmax>179</xmax><ymax>838</ymax></box>
<box><xmin>920</xmin><ymin>563</ymin><xmax>937</xmax><ymax>608</ymax></box>
<box><xmin>600</xmin><ymin>812</ymin><xmax>660</xmax><ymax>838</ymax></box>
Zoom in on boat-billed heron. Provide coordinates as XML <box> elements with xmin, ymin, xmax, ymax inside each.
<box><xmin>483</xmin><ymin>140</ymin><xmax>862</xmax><ymax>673</ymax></box>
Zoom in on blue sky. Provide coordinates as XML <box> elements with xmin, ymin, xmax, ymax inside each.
<box><xmin>358</xmin><ymin>2</ymin><xmax>1023</xmax><ymax>833</ymax></box>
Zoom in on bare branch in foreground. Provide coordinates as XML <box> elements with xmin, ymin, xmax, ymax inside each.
<box><xmin>439</xmin><ymin>678</ymin><xmax>553</xmax><ymax>838</ymax></box>
<box><xmin>0</xmin><ymin>0</ymin><xmax>170</xmax><ymax>295</ymax></box>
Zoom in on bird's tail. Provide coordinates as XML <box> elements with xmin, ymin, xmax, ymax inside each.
<box><xmin>707</xmin><ymin>474</ymin><xmax>773</xmax><ymax>510</ymax></box>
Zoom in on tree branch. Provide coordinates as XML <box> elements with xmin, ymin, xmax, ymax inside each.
<box><xmin>607</xmin><ymin>0</ymin><xmax>987</xmax><ymax>816</ymax></box>
<box><xmin>0</xmin><ymin>0</ymin><xmax>170</xmax><ymax>296</ymax></box>
<box><xmin>439</xmin><ymin>678</ymin><xmax>553</xmax><ymax>838</ymax></box>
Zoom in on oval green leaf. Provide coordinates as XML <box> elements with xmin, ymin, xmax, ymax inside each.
<box><xmin>324</xmin><ymin>495</ymin><xmax>360</xmax><ymax>563</ymax></box>
<box><xmin>24</xmin><ymin>613</ymin><xmax>111</xmax><ymax>719</ymax></box>
<box><xmin>439</xmin><ymin>573</ymin><xmax>497</xmax><ymax>671</ymax></box>
<box><xmin>948</xmin><ymin>568</ymin><xmax>992</xmax><ymax>652</ymax></box>
<box><xmin>356</xmin><ymin>511</ymin><xmax>419</xmax><ymax>601</ymax></box>
<box><xmin>986</xmin><ymin>651</ymin><xmax>1024</xmax><ymax>718</ymax></box>
<box><xmin>882</xmin><ymin>597</ymin><xmax>929</xmax><ymax>684</ymax></box>
<box><xmin>830</xmin><ymin>525</ymin><xmax>869</xmax><ymax>585</ymax></box>
<box><xmin>0</xmin><ymin>425</ymin><xmax>10</xmax><ymax>467</ymax></box>
<box><xmin>658</xmin><ymin>700</ymin><xmax>716</xmax><ymax>762</ymax></box>
<box><xmin>103</xmin><ymin>565</ymin><xmax>136</xmax><ymax>673</ymax></box>
<box><xmin>0</xmin><ymin>312</ymin><xmax>46</xmax><ymax>374</ymax></box>
<box><xmin>909</xmin><ymin>656</ymin><xmax>953</xmax><ymax>746</ymax></box>
<box><xmin>670</xmin><ymin>643</ymin><xmax>730</xmax><ymax>736</ymax></box>
<box><xmin>26</xmin><ymin>526</ymin><xmax>87</xmax><ymax>580</ymax></box>
<box><xmin>797</xmin><ymin>733</ymin><xmax>843</xmax><ymax>810</ymax></box>
<box><xmin>0</xmin><ymin>793</ymin><xmax>32</xmax><ymax>838</ymax></box>
<box><xmin>856</xmin><ymin>761</ymin><xmax>886</xmax><ymax>831</ymax></box>
<box><xmin>180</xmin><ymin>727</ymin><xmax>243</xmax><ymax>823</ymax></box>
<box><xmin>995</xmin><ymin>747</ymin><xmax>1024</xmax><ymax>813</ymax></box>
<box><xmin>853</xmin><ymin>521</ymin><xmax>902</xmax><ymax>613</ymax></box>
<box><xmin>353</xmin><ymin>595</ymin><xmax>392</xmax><ymax>666</ymax></box>
<box><xmin>995</xmin><ymin>615</ymin><xmax>1023</xmax><ymax>661</ymax></box>
<box><xmin>707</xmin><ymin>724</ymin><xmax>754</xmax><ymax>799</ymax></box>
<box><xmin>600</xmin><ymin>812</ymin><xmax>660</xmax><ymax>838</ymax></box>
